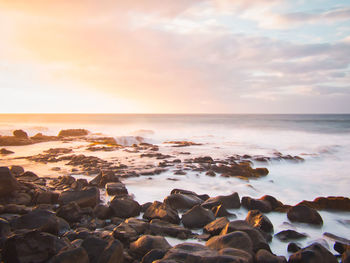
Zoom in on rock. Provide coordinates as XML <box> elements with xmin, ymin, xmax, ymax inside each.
<box><xmin>204</xmin><ymin>217</ymin><xmax>230</xmax><ymax>236</ymax></box>
<box><xmin>0</xmin><ymin>218</ymin><xmax>11</xmax><ymax>237</ymax></box>
<box><xmin>90</xmin><ymin>170</ymin><xmax>121</xmax><ymax>188</ymax></box>
<box><xmin>141</xmin><ymin>249</ymin><xmax>166</xmax><ymax>263</ymax></box>
<box><xmin>58</xmin><ymin>187</ymin><xmax>100</xmax><ymax>208</ymax></box>
<box><xmin>298</xmin><ymin>196</ymin><xmax>350</xmax><ymax>211</ymax></box>
<box><xmin>125</xmin><ymin>218</ymin><xmax>149</xmax><ymax>234</ymax></box>
<box><xmin>212</xmin><ymin>163</ymin><xmax>269</xmax><ymax>178</ymax></box>
<box><xmin>2</xmin><ymin>230</ymin><xmax>68</xmax><ymax>263</ymax></box>
<box><xmin>158</xmin><ymin>242</ymin><xmax>240</xmax><ymax>263</ymax></box>
<box><xmin>13</xmin><ymin>129</ymin><xmax>28</xmax><ymax>139</ymax></box>
<box><xmin>221</xmin><ymin>220</ymin><xmax>270</xmax><ymax>253</ymax></box>
<box><xmin>98</xmin><ymin>239</ymin><xmax>124</xmax><ymax>263</ymax></box>
<box><xmin>112</xmin><ymin>222</ymin><xmax>138</xmax><ymax>244</ymax></box>
<box><xmin>94</xmin><ymin>204</ymin><xmax>112</xmax><ymax>219</ymax></box>
<box><xmin>49</xmin><ymin>247</ymin><xmax>89</xmax><ymax>263</ymax></box>
<box><xmin>219</xmin><ymin>248</ymin><xmax>253</xmax><ymax>263</ymax></box>
<box><xmin>56</xmin><ymin>202</ymin><xmax>82</xmax><ymax>223</ymax></box>
<box><xmin>81</xmin><ymin>237</ymin><xmax>108</xmax><ymax>262</ymax></box>
<box><xmin>288</xmin><ymin>242</ymin><xmax>337</xmax><ymax>263</ymax></box>
<box><xmin>287</xmin><ymin>204</ymin><xmax>323</xmax><ymax>225</ymax></box>
<box><xmin>260</xmin><ymin>195</ymin><xmax>285</xmax><ymax>211</ymax></box>
<box><xmin>205</xmin><ymin>170</ymin><xmax>216</xmax><ymax>177</ymax></box>
<box><xmin>245</xmin><ymin>210</ymin><xmax>273</xmax><ymax>233</ymax></box>
<box><xmin>109</xmin><ymin>196</ymin><xmax>141</xmax><ymax>218</ymax></box>
<box><xmin>0</xmin><ymin>167</ymin><xmax>19</xmax><ymax>197</ymax></box>
<box><xmin>9</xmin><ymin>165</ymin><xmax>24</xmax><ymax>176</ymax></box>
<box><xmin>182</xmin><ymin>205</ymin><xmax>215</xmax><ymax>228</ymax></box>
<box><xmin>0</xmin><ymin>148</ymin><xmax>14</xmax><ymax>155</ymax></box>
<box><xmin>193</xmin><ymin>156</ymin><xmax>214</xmax><ymax>163</ymax></box>
<box><xmin>255</xmin><ymin>249</ymin><xmax>286</xmax><ymax>263</ymax></box>
<box><xmin>35</xmin><ymin>191</ymin><xmax>59</xmax><ymax>204</ymax></box>
<box><xmin>11</xmin><ymin>192</ymin><xmax>32</xmax><ymax>205</ymax></box>
<box><xmin>202</xmin><ymin>192</ymin><xmax>241</xmax><ymax>209</ymax></box>
<box><xmin>206</xmin><ymin>231</ymin><xmax>253</xmax><ymax>254</ymax></box>
<box><xmin>164</xmin><ymin>193</ymin><xmax>204</xmax><ymax>210</ymax></box>
<box><xmin>242</xmin><ymin>197</ymin><xmax>272</xmax><ymax>213</ymax></box>
<box><xmin>170</xmin><ymin>189</ymin><xmax>209</xmax><ymax>201</ymax></box>
<box><xmin>143</xmin><ymin>201</ymin><xmax>180</xmax><ymax>224</ymax></box>
<box><xmin>12</xmin><ymin>209</ymin><xmax>70</xmax><ymax>235</ymax></box>
<box><xmin>149</xmin><ymin>219</ymin><xmax>192</xmax><ymax>239</ymax></box>
<box><xmin>275</xmin><ymin>230</ymin><xmax>307</xmax><ymax>242</ymax></box>
<box><xmin>58</xmin><ymin>129</ymin><xmax>89</xmax><ymax>137</ymax></box>
<box><xmin>130</xmin><ymin>235</ymin><xmax>171</xmax><ymax>259</ymax></box>
<box><xmin>106</xmin><ymin>182</ymin><xmax>128</xmax><ymax>196</ymax></box>
<box><xmin>287</xmin><ymin>243</ymin><xmax>301</xmax><ymax>253</ymax></box>
<box><xmin>211</xmin><ymin>205</ymin><xmax>235</xmax><ymax>217</ymax></box>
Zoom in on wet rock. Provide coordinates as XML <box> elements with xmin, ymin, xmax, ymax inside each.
<box><xmin>58</xmin><ymin>187</ymin><xmax>100</xmax><ymax>208</ymax></box>
<box><xmin>149</xmin><ymin>219</ymin><xmax>192</xmax><ymax>239</ymax></box>
<box><xmin>287</xmin><ymin>204</ymin><xmax>323</xmax><ymax>225</ymax></box>
<box><xmin>143</xmin><ymin>201</ymin><xmax>180</xmax><ymax>224</ymax></box>
<box><xmin>98</xmin><ymin>239</ymin><xmax>124</xmax><ymax>263</ymax></box>
<box><xmin>141</xmin><ymin>202</ymin><xmax>152</xmax><ymax>212</ymax></box>
<box><xmin>10</xmin><ymin>192</ymin><xmax>32</xmax><ymax>206</ymax></box>
<box><xmin>0</xmin><ymin>167</ymin><xmax>19</xmax><ymax>197</ymax></box>
<box><xmin>212</xmin><ymin>205</ymin><xmax>235</xmax><ymax>217</ymax></box>
<box><xmin>242</xmin><ymin>197</ymin><xmax>272</xmax><ymax>213</ymax></box>
<box><xmin>130</xmin><ymin>235</ymin><xmax>171</xmax><ymax>259</ymax></box>
<box><xmin>221</xmin><ymin>220</ymin><xmax>270</xmax><ymax>253</ymax></box>
<box><xmin>205</xmin><ymin>170</ymin><xmax>216</xmax><ymax>177</ymax></box>
<box><xmin>275</xmin><ymin>230</ymin><xmax>307</xmax><ymax>242</ymax></box>
<box><xmin>245</xmin><ymin>210</ymin><xmax>273</xmax><ymax>233</ymax></box>
<box><xmin>106</xmin><ymin>182</ymin><xmax>128</xmax><ymax>196</ymax></box>
<box><xmin>81</xmin><ymin>237</ymin><xmax>108</xmax><ymax>262</ymax></box>
<box><xmin>182</xmin><ymin>205</ymin><xmax>215</xmax><ymax>228</ymax></box>
<box><xmin>206</xmin><ymin>231</ymin><xmax>253</xmax><ymax>254</ymax></box>
<box><xmin>0</xmin><ymin>148</ymin><xmax>14</xmax><ymax>155</ymax></box>
<box><xmin>298</xmin><ymin>196</ymin><xmax>350</xmax><ymax>211</ymax></box>
<box><xmin>35</xmin><ymin>191</ymin><xmax>59</xmax><ymax>205</ymax></box>
<box><xmin>125</xmin><ymin>218</ymin><xmax>149</xmax><ymax>234</ymax></box>
<box><xmin>287</xmin><ymin>243</ymin><xmax>301</xmax><ymax>253</ymax></box>
<box><xmin>57</xmin><ymin>202</ymin><xmax>83</xmax><ymax>223</ymax></box>
<box><xmin>94</xmin><ymin>204</ymin><xmax>112</xmax><ymax>220</ymax></box>
<box><xmin>2</xmin><ymin>230</ymin><xmax>68</xmax><ymax>263</ymax></box>
<box><xmin>164</xmin><ymin>193</ymin><xmax>204</xmax><ymax>210</ymax></box>
<box><xmin>202</xmin><ymin>192</ymin><xmax>241</xmax><ymax>210</ymax></box>
<box><xmin>90</xmin><ymin>170</ymin><xmax>121</xmax><ymax>188</ymax></box>
<box><xmin>13</xmin><ymin>129</ymin><xmax>28</xmax><ymax>139</ymax></box>
<box><xmin>49</xmin><ymin>247</ymin><xmax>89</xmax><ymax>263</ymax></box>
<box><xmin>260</xmin><ymin>195</ymin><xmax>285</xmax><ymax>211</ymax></box>
<box><xmin>112</xmin><ymin>222</ymin><xmax>138</xmax><ymax>244</ymax></box>
<box><xmin>58</xmin><ymin>129</ymin><xmax>89</xmax><ymax>137</ymax></box>
<box><xmin>9</xmin><ymin>165</ymin><xmax>24</xmax><ymax>176</ymax></box>
<box><xmin>0</xmin><ymin>218</ymin><xmax>11</xmax><ymax>237</ymax></box>
<box><xmin>12</xmin><ymin>209</ymin><xmax>70</xmax><ymax>235</ymax></box>
<box><xmin>170</xmin><ymin>189</ymin><xmax>209</xmax><ymax>201</ymax></box>
<box><xmin>109</xmin><ymin>196</ymin><xmax>141</xmax><ymax>218</ymax></box>
<box><xmin>323</xmin><ymin>232</ymin><xmax>350</xmax><ymax>245</ymax></box>
<box><xmin>219</xmin><ymin>248</ymin><xmax>253</xmax><ymax>263</ymax></box>
<box><xmin>3</xmin><ymin>204</ymin><xmax>30</xmax><ymax>214</ymax></box>
<box><xmin>141</xmin><ymin>249</ymin><xmax>166</xmax><ymax>263</ymax></box>
<box><xmin>158</xmin><ymin>242</ymin><xmax>239</xmax><ymax>263</ymax></box>
<box><xmin>288</xmin><ymin>242</ymin><xmax>337</xmax><ymax>263</ymax></box>
<box><xmin>255</xmin><ymin>249</ymin><xmax>286</xmax><ymax>263</ymax></box>
<box><xmin>0</xmin><ymin>135</ymin><xmax>32</xmax><ymax>146</ymax></box>
<box><xmin>212</xmin><ymin>163</ymin><xmax>269</xmax><ymax>178</ymax></box>
<box><xmin>204</xmin><ymin>217</ymin><xmax>230</xmax><ymax>236</ymax></box>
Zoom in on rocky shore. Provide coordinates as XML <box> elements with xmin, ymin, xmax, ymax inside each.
<box><xmin>0</xmin><ymin>129</ymin><xmax>349</xmax><ymax>262</ymax></box>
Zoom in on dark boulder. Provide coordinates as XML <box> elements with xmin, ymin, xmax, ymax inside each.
<box><xmin>9</xmin><ymin>165</ymin><xmax>24</xmax><ymax>176</ymax></box>
<box><xmin>288</xmin><ymin>242</ymin><xmax>337</xmax><ymax>263</ymax></box>
<box><xmin>245</xmin><ymin>210</ymin><xmax>273</xmax><ymax>233</ymax></box>
<box><xmin>275</xmin><ymin>230</ymin><xmax>307</xmax><ymax>242</ymax></box>
<box><xmin>2</xmin><ymin>230</ymin><xmax>68</xmax><ymax>263</ymax></box>
<box><xmin>287</xmin><ymin>204</ymin><xmax>323</xmax><ymax>225</ymax></box>
<box><xmin>56</xmin><ymin>202</ymin><xmax>83</xmax><ymax>223</ymax></box>
<box><xmin>141</xmin><ymin>249</ymin><xmax>166</xmax><ymax>263</ymax></box>
<box><xmin>49</xmin><ymin>247</ymin><xmax>89</xmax><ymax>263</ymax></box>
<box><xmin>149</xmin><ymin>219</ymin><xmax>192</xmax><ymax>239</ymax></box>
<box><xmin>298</xmin><ymin>196</ymin><xmax>350</xmax><ymax>211</ymax></box>
<box><xmin>206</xmin><ymin>231</ymin><xmax>253</xmax><ymax>254</ymax></box>
<box><xmin>164</xmin><ymin>193</ymin><xmax>204</xmax><ymax>210</ymax></box>
<box><xmin>204</xmin><ymin>217</ymin><xmax>230</xmax><ymax>236</ymax></box>
<box><xmin>181</xmin><ymin>205</ymin><xmax>215</xmax><ymax>229</ymax></box>
<box><xmin>255</xmin><ymin>249</ymin><xmax>286</xmax><ymax>263</ymax></box>
<box><xmin>129</xmin><ymin>235</ymin><xmax>171</xmax><ymax>259</ymax></box>
<box><xmin>212</xmin><ymin>205</ymin><xmax>235</xmax><ymax>217</ymax></box>
<box><xmin>143</xmin><ymin>201</ymin><xmax>180</xmax><ymax>224</ymax></box>
<box><xmin>58</xmin><ymin>187</ymin><xmax>100</xmax><ymax>208</ymax></box>
<box><xmin>81</xmin><ymin>237</ymin><xmax>108</xmax><ymax>262</ymax></box>
<box><xmin>90</xmin><ymin>170</ymin><xmax>121</xmax><ymax>188</ymax></box>
<box><xmin>170</xmin><ymin>189</ymin><xmax>209</xmax><ymax>201</ymax></box>
<box><xmin>112</xmin><ymin>222</ymin><xmax>138</xmax><ymax>244</ymax></box>
<box><xmin>0</xmin><ymin>167</ymin><xmax>19</xmax><ymax>197</ymax></box>
<box><xmin>202</xmin><ymin>192</ymin><xmax>241</xmax><ymax>209</ymax></box>
<box><xmin>219</xmin><ymin>248</ymin><xmax>253</xmax><ymax>263</ymax></box>
<box><xmin>106</xmin><ymin>182</ymin><xmax>128</xmax><ymax>196</ymax></box>
<box><xmin>13</xmin><ymin>129</ymin><xmax>28</xmax><ymax>139</ymax></box>
<box><xmin>287</xmin><ymin>243</ymin><xmax>301</xmax><ymax>253</ymax></box>
<box><xmin>109</xmin><ymin>196</ymin><xmax>141</xmax><ymax>218</ymax></box>
<box><xmin>0</xmin><ymin>148</ymin><xmax>14</xmax><ymax>155</ymax></box>
<box><xmin>94</xmin><ymin>204</ymin><xmax>112</xmax><ymax>219</ymax></box>
<box><xmin>242</xmin><ymin>197</ymin><xmax>272</xmax><ymax>213</ymax></box>
<box><xmin>98</xmin><ymin>239</ymin><xmax>124</xmax><ymax>263</ymax></box>
<box><xmin>35</xmin><ymin>191</ymin><xmax>59</xmax><ymax>205</ymax></box>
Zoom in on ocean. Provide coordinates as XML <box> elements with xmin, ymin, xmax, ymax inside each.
<box><xmin>1</xmin><ymin>113</ymin><xmax>350</xmax><ymax>256</ymax></box>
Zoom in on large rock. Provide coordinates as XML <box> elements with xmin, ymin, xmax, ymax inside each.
<box><xmin>81</xmin><ymin>237</ymin><xmax>108</xmax><ymax>262</ymax></box>
<box><xmin>164</xmin><ymin>193</ymin><xmax>203</xmax><ymax>210</ymax></box>
<box><xmin>94</xmin><ymin>204</ymin><xmax>112</xmax><ymax>219</ymax></box>
<box><xmin>245</xmin><ymin>210</ymin><xmax>273</xmax><ymax>233</ymax></box>
<box><xmin>141</xmin><ymin>249</ymin><xmax>166</xmax><ymax>263</ymax></box>
<box><xmin>206</xmin><ymin>231</ymin><xmax>253</xmax><ymax>254</ymax></box>
<box><xmin>13</xmin><ymin>129</ymin><xmax>28</xmax><ymax>139</ymax></box>
<box><xmin>9</xmin><ymin>165</ymin><xmax>24</xmax><ymax>176</ymax></box>
<box><xmin>288</xmin><ymin>243</ymin><xmax>337</xmax><ymax>263</ymax></box>
<box><xmin>58</xmin><ymin>187</ymin><xmax>100</xmax><ymax>208</ymax></box>
<box><xmin>170</xmin><ymin>189</ymin><xmax>209</xmax><ymax>201</ymax></box>
<box><xmin>298</xmin><ymin>196</ymin><xmax>350</xmax><ymax>211</ymax></box>
<box><xmin>106</xmin><ymin>182</ymin><xmax>128</xmax><ymax>196</ymax></box>
<box><xmin>12</xmin><ymin>209</ymin><xmax>70</xmax><ymax>235</ymax></box>
<box><xmin>204</xmin><ymin>217</ymin><xmax>230</xmax><ymax>236</ymax></box>
<box><xmin>0</xmin><ymin>167</ymin><xmax>19</xmax><ymax>197</ymax></box>
<box><xmin>2</xmin><ymin>230</ymin><xmax>68</xmax><ymax>263</ymax></box>
<box><xmin>143</xmin><ymin>201</ymin><xmax>180</xmax><ymax>224</ymax></box>
<box><xmin>219</xmin><ymin>248</ymin><xmax>253</xmax><ymax>263</ymax></box>
<box><xmin>255</xmin><ymin>249</ymin><xmax>286</xmax><ymax>263</ymax></box>
<box><xmin>56</xmin><ymin>202</ymin><xmax>83</xmax><ymax>223</ymax></box>
<box><xmin>130</xmin><ymin>235</ymin><xmax>171</xmax><ymax>259</ymax></box>
<box><xmin>221</xmin><ymin>220</ymin><xmax>270</xmax><ymax>253</ymax></box>
<box><xmin>275</xmin><ymin>230</ymin><xmax>307</xmax><ymax>242</ymax></box>
<box><xmin>49</xmin><ymin>247</ymin><xmax>89</xmax><ymax>263</ymax></box>
<box><xmin>58</xmin><ymin>129</ymin><xmax>89</xmax><ymax>137</ymax></box>
<box><xmin>90</xmin><ymin>170</ymin><xmax>121</xmax><ymax>188</ymax></box>
<box><xmin>287</xmin><ymin>204</ymin><xmax>323</xmax><ymax>225</ymax></box>
<box><xmin>98</xmin><ymin>239</ymin><xmax>124</xmax><ymax>263</ymax></box>
<box><xmin>109</xmin><ymin>196</ymin><xmax>141</xmax><ymax>218</ymax></box>
<box><xmin>202</xmin><ymin>192</ymin><xmax>241</xmax><ymax>209</ymax></box>
<box><xmin>242</xmin><ymin>197</ymin><xmax>272</xmax><ymax>213</ymax></box>
<box><xmin>181</xmin><ymin>205</ymin><xmax>215</xmax><ymax>229</ymax></box>
<box><xmin>149</xmin><ymin>219</ymin><xmax>192</xmax><ymax>239</ymax></box>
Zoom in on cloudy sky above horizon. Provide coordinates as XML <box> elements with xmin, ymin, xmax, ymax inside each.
<box><xmin>1</xmin><ymin>0</ymin><xmax>350</xmax><ymax>113</ymax></box>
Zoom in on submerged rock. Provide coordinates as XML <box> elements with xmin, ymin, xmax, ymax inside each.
<box><xmin>275</xmin><ymin>230</ymin><xmax>307</xmax><ymax>242</ymax></box>
<box><xmin>287</xmin><ymin>204</ymin><xmax>323</xmax><ymax>225</ymax></box>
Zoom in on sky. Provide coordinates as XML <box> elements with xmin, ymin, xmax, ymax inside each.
<box><xmin>0</xmin><ymin>0</ymin><xmax>350</xmax><ymax>113</ymax></box>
